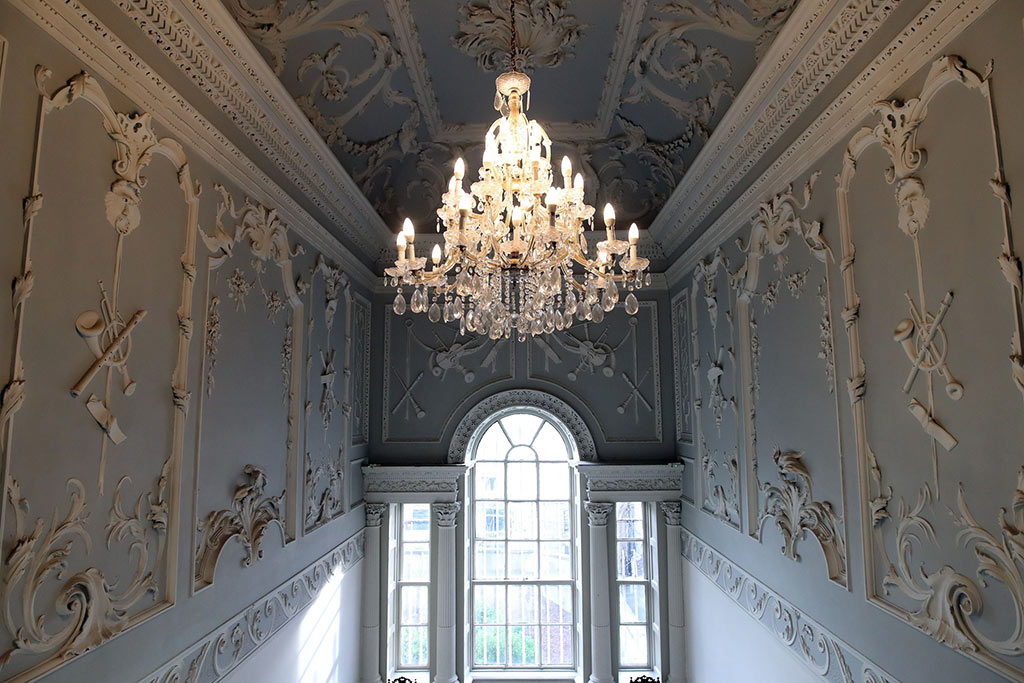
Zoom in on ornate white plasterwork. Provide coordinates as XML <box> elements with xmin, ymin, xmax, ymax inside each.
<box><xmin>350</xmin><ymin>292</ymin><xmax>371</xmax><ymax>446</ymax></box>
<box><xmin>578</xmin><ymin>463</ymin><xmax>683</xmax><ymax>503</ymax></box>
<box><xmin>671</xmin><ymin>287</ymin><xmax>694</xmax><ymax>445</ymax></box>
<box><xmin>667</xmin><ymin>0</ymin><xmax>1001</xmax><ymax>284</ymax></box>
<box><xmin>836</xmin><ymin>55</ymin><xmax>1024</xmax><ymax>680</ymax></box>
<box><xmin>142</xmin><ymin>529</ymin><xmax>364</xmax><ymax>683</ymax></box>
<box><xmin>194</xmin><ymin>466</ymin><xmax>285</xmax><ymax>591</ymax></box>
<box><xmin>0</xmin><ymin>68</ymin><xmax>196</xmax><ymax>682</ymax></box>
<box><xmin>447</xmin><ymin>389</ymin><xmax>597</xmax><ymax>463</ymax></box>
<box><xmin>682</xmin><ymin>529</ymin><xmax>902</xmax><ymax>683</ymax></box>
<box><xmin>453</xmin><ymin>0</ymin><xmax>587</xmax><ymax>72</ymax></box>
<box><xmin>362</xmin><ymin>465</ymin><xmax>465</xmax><ymax>504</ymax></box>
<box><xmin>8</xmin><ymin>0</ymin><xmax>376</xmax><ymax>290</ymax></box>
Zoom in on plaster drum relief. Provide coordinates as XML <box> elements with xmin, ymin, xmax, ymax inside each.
<box><xmin>839</xmin><ymin>57</ymin><xmax>1024</xmax><ymax>679</ymax></box>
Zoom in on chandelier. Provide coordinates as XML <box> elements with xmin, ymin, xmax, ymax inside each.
<box><xmin>385</xmin><ymin>0</ymin><xmax>650</xmax><ymax>340</ymax></box>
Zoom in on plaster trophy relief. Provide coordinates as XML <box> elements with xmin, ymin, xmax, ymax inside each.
<box><xmin>301</xmin><ymin>255</ymin><xmax>352</xmax><ymax>533</ymax></box>
<box><xmin>194</xmin><ymin>466</ymin><xmax>285</xmax><ymax>590</ymax></box>
<box><xmin>453</xmin><ymin>0</ymin><xmax>586</xmax><ymax>72</ymax></box>
<box><xmin>837</xmin><ymin>56</ymin><xmax>1024</xmax><ymax>679</ymax></box>
<box><xmin>731</xmin><ymin>172</ymin><xmax>847</xmax><ymax>584</ymax></box>
<box><xmin>671</xmin><ymin>287</ymin><xmax>694</xmax><ymax>444</ymax></box>
<box><xmin>350</xmin><ymin>294</ymin><xmax>371</xmax><ymax>445</ymax></box>
<box><xmin>691</xmin><ymin>250</ymin><xmax>742</xmax><ymax>528</ymax></box>
<box><xmin>529</xmin><ymin>301</ymin><xmax>662</xmax><ymax>441</ymax></box>
<box><xmin>0</xmin><ymin>68</ymin><xmax>199</xmax><ymax>681</ymax></box>
<box><xmin>196</xmin><ymin>185</ymin><xmax>305</xmax><ymax>555</ymax></box>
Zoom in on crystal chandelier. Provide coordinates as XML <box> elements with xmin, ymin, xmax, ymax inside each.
<box><xmin>385</xmin><ymin>0</ymin><xmax>650</xmax><ymax>340</ymax></box>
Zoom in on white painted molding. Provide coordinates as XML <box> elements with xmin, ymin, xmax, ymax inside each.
<box><xmin>8</xmin><ymin>0</ymin><xmax>378</xmax><ymax>290</ymax></box>
<box><xmin>0</xmin><ymin>35</ymin><xmax>7</xmax><ymax>116</ymax></box>
<box><xmin>681</xmin><ymin>529</ymin><xmax>901</xmax><ymax>683</ymax></box>
<box><xmin>141</xmin><ymin>529</ymin><xmax>365</xmax><ymax>683</ymax></box>
<box><xmin>362</xmin><ymin>465</ymin><xmax>466</xmax><ymax>504</ymax></box>
<box><xmin>576</xmin><ymin>463</ymin><xmax>684</xmax><ymax>502</ymax></box>
<box><xmin>666</xmin><ymin>0</ymin><xmax>999</xmax><ymax>285</ymax></box>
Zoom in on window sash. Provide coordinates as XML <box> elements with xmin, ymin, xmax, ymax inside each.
<box><xmin>396</xmin><ymin>504</ymin><xmax>431</xmax><ymax>672</ymax></box>
<box><xmin>615</xmin><ymin>502</ymin><xmax>654</xmax><ymax>671</ymax></box>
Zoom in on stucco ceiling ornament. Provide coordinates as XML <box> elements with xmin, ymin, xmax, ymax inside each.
<box><xmin>386</xmin><ymin>0</ymin><xmax>650</xmax><ymax>340</ymax></box>
<box><xmin>453</xmin><ymin>0</ymin><xmax>587</xmax><ymax>72</ymax></box>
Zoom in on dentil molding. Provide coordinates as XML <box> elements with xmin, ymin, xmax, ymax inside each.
<box><xmin>682</xmin><ymin>529</ymin><xmax>901</xmax><ymax>683</ymax></box>
<box><xmin>142</xmin><ymin>529</ymin><xmax>364</xmax><ymax>683</ymax></box>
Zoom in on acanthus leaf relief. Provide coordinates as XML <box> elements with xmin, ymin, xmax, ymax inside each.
<box><xmin>837</xmin><ymin>55</ymin><xmax>1024</xmax><ymax>679</ymax></box>
<box><xmin>453</xmin><ymin>0</ymin><xmax>587</xmax><ymax>72</ymax></box>
<box><xmin>194</xmin><ymin>465</ymin><xmax>285</xmax><ymax>591</ymax></box>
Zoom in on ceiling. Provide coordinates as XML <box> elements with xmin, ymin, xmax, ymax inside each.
<box><xmin>222</xmin><ymin>0</ymin><xmax>799</xmax><ymax>252</ymax></box>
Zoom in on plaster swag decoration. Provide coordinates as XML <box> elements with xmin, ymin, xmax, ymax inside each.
<box><xmin>194</xmin><ymin>466</ymin><xmax>285</xmax><ymax>591</ymax></box>
<box><xmin>759</xmin><ymin>450</ymin><xmax>847</xmax><ymax>586</ymax></box>
<box><xmin>682</xmin><ymin>530</ymin><xmax>901</xmax><ymax>683</ymax></box>
<box><xmin>837</xmin><ymin>56</ymin><xmax>1024</xmax><ymax>679</ymax></box>
<box><xmin>0</xmin><ymin>67</ymin><xmax>197</xmax><ymax>681</ymax></box>
<box><xmin>454</xmin><ymin>0</ymin><xmax>585</xmax><ymax>71</ymax></box>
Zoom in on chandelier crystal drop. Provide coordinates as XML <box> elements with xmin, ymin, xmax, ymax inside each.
<box><xmin>385</xmin><ymin>3</ymin><xmax>650</xmax><ymax>340</ymax></box>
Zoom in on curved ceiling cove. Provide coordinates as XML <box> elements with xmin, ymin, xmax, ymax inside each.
<box><xmin>223</xmin><ymin>0</ymin><xmax>797</xmax><ymax>248</ymax></box>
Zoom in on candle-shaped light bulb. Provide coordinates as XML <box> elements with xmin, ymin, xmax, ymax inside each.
<box><xmin>396</xmin><ymin>232</ymin><xmax>407</xmax><ymax>262</ymax></box>
<box><xmin>628</xmin><ymin>223</ymin><xmax>639</xmax><ymax>244</ymax></box>
<box><xmin>448</xmin><ymin>176</ymin><xmax>457</xmax><ymax>194</ymax></box>
<box><xmin>511</xmin><ymin>206</ymin><xmax>523</xmax><ymax>227</ymax></box>
<box><xmin>459</xmin><ymin>194</ymin><xmax>471</xmax><ymax>232</ymax></box>
<box><xmin>561</xmin><ymin>156</ymin><xmax>572</xmax><ymax>186</ymax></box>
<box><xmin>546</xmin><ymin>190</ymin><xmax>559</xmax><ymax>228</ymax></box>
<box><xmin>603</xmin><ymin>204</ymin><xmax>615</xmax><ymax>228</ymax></box>
<box><xmin>402</xmin><ymin>218</ymin><xmax>415</xmax><ymax>260</ymax></box>
<box><xmin>454</xmin><ymin>157</ymin><xmax>465</xmax><ymax>180</ymax></box>
<box><xmin>431</xmin><ymin>243</ymin><xmax>441</xmax><ymax>266</ymax></box>
<box><xmin>573</xmin><ymin>173</ymin><xmax>584</xmax><ymax>191</ymax></box>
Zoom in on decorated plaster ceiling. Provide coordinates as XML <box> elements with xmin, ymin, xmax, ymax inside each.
<box><xmin>224</xmin><ymin>0</ymin><xmax>797</xmax><ymax>251</ymax></box>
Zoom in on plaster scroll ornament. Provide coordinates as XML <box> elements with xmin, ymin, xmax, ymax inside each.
<box><xmin>194</xmin><ymin>465</ymin><xmax>285</xmax><ymax>591</ymax></box>
<box><xmin>453</xmin><ymin>0</ymin><xmax>587</xmax><ymax>72</ymax></box>
<box><xmin>758</xmin><ymin>450</ymin><xmax>847</xmax><ymax>586</ymax></box>
<box><xmin>836</xmin><ymin>56</ymin><xmax>1024</xmax><ymax>679</ymax></box>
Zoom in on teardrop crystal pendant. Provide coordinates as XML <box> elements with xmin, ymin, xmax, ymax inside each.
<box><xmin>625</xmin><ymin>292</ymin><xmax>639</xmax><ymax>315</ymax></box>
<box><xmin>393</xmin><ymin>293</ymin><xmax>407</xmax><ymax>315</ymax></box>
<box><xmin>591</xmin><ymin>305</ymin><xmax>605</xmax><ymax>323</ymax></box>
<box><xmin>428</xmin><ymin>301</ymin><xmax>441</xmax><ymax>323</ymax></box>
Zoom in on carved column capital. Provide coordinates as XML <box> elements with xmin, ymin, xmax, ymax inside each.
<box><xmin>432</xmin><ymin>502</ymin><xmax>461</xmax><ymax>528</ymax></box>
<box><xmin>585</xmin><ymin>502</ymin><xmax>613</xmax><ymax>527</ymax></box>
<box><xmin>364</xmin><ymin>503</ymin><xmax>387</xmax><ymax>527</ymax></box>
<box><xmin>659</xmin><ymin>501</ymin><xmax>682</xmax><ymax>526</ymax></box>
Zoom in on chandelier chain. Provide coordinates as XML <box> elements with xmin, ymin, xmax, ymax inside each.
<box><xmin>508</xmin><ymin>0</ymin><xmax>518</xmax><ymax>72</ymax></box>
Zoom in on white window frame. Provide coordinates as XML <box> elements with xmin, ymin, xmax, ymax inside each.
<box><xmin>466</xmin><ymin>408</ymin><xmax>582</xmax><ymax>675</ymax></box>
<box><xmin>391</xmin><ymin>502</ymin><xmax>431</xmax><ymax>679</ymax></box>
<box><xmin>613</xmin><ymin>501</ymin><xmax>658</xmax><ymax>676</ymax></box>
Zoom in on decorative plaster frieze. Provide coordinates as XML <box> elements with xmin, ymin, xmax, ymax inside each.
<box><xmin>142</xmin><ymin>530</ymin><xmax>364</xmax><ymax>683</ymax></box>
<box><xmin>8</xmin><ymin>0</ymin><xmax>377</xmax><ymax>289</ymax></box>
<box><xmin>682</xmin><ymin>530</ymin><xmax>901</xmax><ymax>683</ymax></box>
<box><xmin>578</xmin><ymin>463</ymin><xmax>684</xmax><ymax>502</ymax></box>
<box><xmin>667</xmin><ymin>0</ymin><xmax>1000</xmax><ymax>283</ymax></box>
<box><xmin>447</xmin><ymin>389</ymin><xmax>597</xmax><ymax>463</ymax></box>
<box><xmin>362</xmin><ymin>465</ymin><xmax>466</xmax><ymax>504</ymax></box>
<box><xmin>194</xmin><ymin>466</ymin><xmax>285</xmax><ymax>591</ymax></box>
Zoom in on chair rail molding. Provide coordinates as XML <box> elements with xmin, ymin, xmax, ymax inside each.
<box><xmin>666</xmin><ymin>0</ymin><xmax>1001</xmax><ymax>285</ymax></box>
<box><xmin>682</xmin><ymin>529</ymin><xmax>901</xmax><ymax>683</ymax></box>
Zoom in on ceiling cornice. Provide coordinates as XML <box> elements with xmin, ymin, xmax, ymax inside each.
<box><xmin>664</xmin><ymin>0</ymin><xmax>999</xmax><ymax>287</ymax></box>
<box><xmin>649</xmin><ymin>0</ymin><xmax>897</xmax><ymax>254</ymax></box>
<box><xmin>8</xmin><ymin>0</ymin><xmax>379</xmax><ymax>289</ymax></box>
<box><xmin>120</xmin><ymin>0</ymin><xmax>396</xmax><ymax>259</ymax></box>
<box><xmin>385</xmin><ymin>0</ymin><xmax>648</xmax><ymax>145</ymax></box>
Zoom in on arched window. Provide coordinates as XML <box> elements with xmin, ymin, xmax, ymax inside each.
<box><xmin>467</xmin><ymin>408</ymin><xmax>580</xmax><ymax>671</ymax></box>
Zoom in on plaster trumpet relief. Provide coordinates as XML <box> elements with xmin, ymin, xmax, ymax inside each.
<box><xmin>194</xmin><ymin>466</ymin><xmax>285</xmax><ymax>591</ymax></box>
<box><xmin>837</xmin><ymin>55</ymin><xmax>1024</xmax><ymax>679</ymax></box>
<box><xmin>0</xmin><ymin>67</ymin><xmax>198</xmax><ymax>681</ymax></box>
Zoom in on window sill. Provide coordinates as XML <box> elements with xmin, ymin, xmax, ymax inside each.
<box><xmin>467</xmin><ymin>670</ymin><xmax>580</xmax><ymax>683</ymax></box>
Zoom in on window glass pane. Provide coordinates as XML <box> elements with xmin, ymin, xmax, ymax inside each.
<box><xmin>533</xmin><ymin>422</ymin><xmax>568</xmax><ymax>460</ymax></box>
<box><xmin>506</xmin><ymin>463</ymin><xmax>538</xmax><ymax>500</ymax></box>
<box><xmin>508</xmin><ymin>585</ymin><xmax>537</xmax><ymax>624</ymax></box>
<box><xmin>538</xmin><ymin>463</ymin><xmax>570</xmax><ymax>500</ymax></box>
<box><xmin>475</xmin><ymin>541</ymin><xmax>506</xmax><ymax>579</ymax></box>
<box><xmin>616</xmin><ymin>501</ymin><xmax>641</xmax><ymax>521</ymax></box>
<box><xmin>475</xmin><ymin>462</ymin><xmax>505</xmax><ymax>499</ymax></box>
<box><xmin>618</xmin><ymin>584</ymin><xmax>647</xmax><ymax>624</ymax></box>
<box><xmin>477</xmin><ymin>423</ymin><xmax>512</xmax><ymax>460</ymax></box>
<box><xmin>509</xmin><ymin>625</ymin><xmax>539</xmax><ymax>666</ymax></box>
<box><xmin>540</xmin><ymin>625</ymin><xmax>573</xmax><ymax>666</ymax></box>
<box><xmin>474</xmin><ymin>585</ymin><xmax>506</xmax><ymax>624</ymax></box>
<box><xmin>502</xmin><ymin>414</ymin><xmax>542</xmax><ymax>445</ymax></box>
<box><xmin>540</xmin><ymin>585</ymin><xmax>573</xmax><ymax>625</ymax></box>
<box><xmin>507</xmin><ymin>542</ymin><xmax>538</xmax><ymax>579</ymax></box>
<box><xmin>507</xmin><ymin>445</ymin><xmax>536</xmax><ymax>461</ymax></box>
<box><xmin>474</xmin><ymin>626</ymin><xmax>506</xmax><ymax>666</ymax></box>
<box><xmin>400</xmin><ymin>585</ymin><xmax>428</xmax><ymax>625</ymax></box>
<box><xmin>403</xmin><ymin>504</ymin><xmax>430</xmax><ymax>542</ymax></box>
<box><xmin>538</xmin><ymin>501</ymin><xmax>570</xmax><ymax>539</ymax></box>
<box><xmin>539</xmin><ymin>542</ymin><xmax>572</xmax><ymax>579</ymax></box>
<box><xmin>508</xmin><ymin>502</ymin><xmax>538</xmax><ymax>539</ymax></box>
<box><xmin>400</xmin><ymin>625</ymin><xmax>429</xmax><ymax>667</ymax></box>
<box><xmin>476</xmin><ymin>502</ymin><xmax>505</xmax><ymax>540</ymax></box>
<box><xmin>617</xmin><ymin>541</ymin><xmax>646</xmax><ymax>579</ymax></box>
<box><xmin>619</xmin><ymin>624</ymin><xmax>649</xmax><ymax>667</ymax></box>
<box><xmin>401</xmin><ymin>542</ymin><xmax>429</xmax><ymax>581</ymax></box>
<box><xmin>617</xmin><ymin>518</ymin><xmax>644</xmax><ymax>539</ymax></box>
